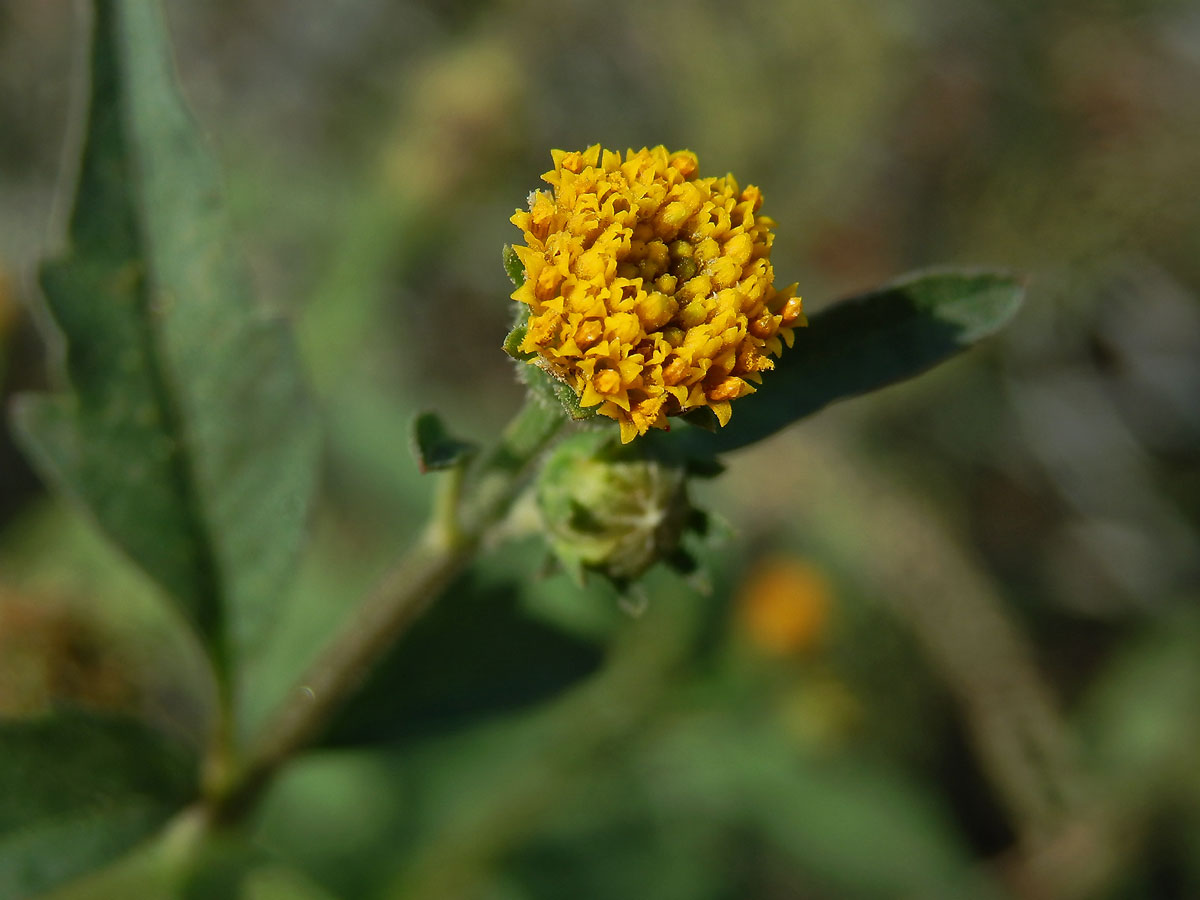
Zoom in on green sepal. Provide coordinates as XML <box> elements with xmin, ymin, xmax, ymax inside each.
<box><xmin>695</xmin><ymin>508</ymin><xmax>734</xmax><ymax>545</ymax></box>
<box><xmin>567</xmin><ymin>499</ymin><xmax>608</xmax><ymax>534</ymax></box>
<box><xmin>502</xmin><ymin>243</ymin><xmax>525</xmax><ymax>288</ymax></box>
<box><xmin>410</xmin><ymin>411</ymin><xmax>478</xmax><ymax>472</ymax></box>
<box><xmin>664</xmin><ymin>545</ymin><xmax>700</xmax><ymax>576</ymax></box>
<box><xmin>502</xmin><ymin>246</ymin><xmax>535</xmax><ymax>361</ymax></box>
<box><xmin>556</xmin><ymin>549</ymin><xmax>590</xmax><ymax>589</ymax></box>
<box><xmin>522</xmin><ymin>362</ymin><xmax>602</xmax><ymax>420</ymax></box>
<box><xmin>677</xmin><ymin>535</ymin><xmax>716</xmax><ymax>597</ymax></box>
<box><xmin>684</xmin><ymin>456</ymin><xmax>726</xmax><ymax>480</ymax></box>
<box><xmin>662</xmin><ymin>504</ymin><xmax>727</xmax><ymax>583</ymax></box>
<box><xmin>687</xmin><ymin>508</ymin><xmax>712</xmax><ymax>536</ymax></box>
<box><xmin>540</xmin><ymin>549</ymin><xmax>590</xmax><ymax>592</ymax></box>
<box><xmin>502</xmin><ymin>304</ymin><xmax>536</xmax><ymax>362</ymax></box>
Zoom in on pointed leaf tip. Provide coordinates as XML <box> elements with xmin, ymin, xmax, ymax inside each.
<box><xmin>411</xmin><ymin>411</ymin><xmax>478</xmax><ymax>472</ymax></box>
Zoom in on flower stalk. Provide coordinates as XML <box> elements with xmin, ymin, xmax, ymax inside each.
<box><xmin>207</xmin><ymin>398</ymin><xmax>566</xmax><ymax>823</ymax></box>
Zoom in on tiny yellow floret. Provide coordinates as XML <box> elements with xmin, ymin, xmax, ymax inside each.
<box><xmin>511</xmin><ymin>145</ymin><xmax>804</xmax><ymax>442</ymax></box>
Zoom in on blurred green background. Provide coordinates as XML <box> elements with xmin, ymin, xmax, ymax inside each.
<box><xmin>2</xmin><ymin>1</ymin><xmax>1199</xmax><ymax>898</ymax></box>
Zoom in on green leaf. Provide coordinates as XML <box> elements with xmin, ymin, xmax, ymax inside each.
<box><xmin>321</xmin><ymin>555</ymin><xmax>604</xmax><ymax>747</ymax></box>
<box><xmin>410</xmin><ymin>412</ymin><xmax>477</xmax><ymax>473</ymax></box>
<box><xmin>0</xmin><ymin>711</ymin><xmax>198</xmax><ymax>899</ymax></box>
<box><xmin>665</xmin><ymin>269</ymin><xmax>1024</xmax><ymax>455</ymax></box>
<box><xmin>10</xmin><ymin>1</ymin><xmax>321</xmax><ymax>674</ymax></box>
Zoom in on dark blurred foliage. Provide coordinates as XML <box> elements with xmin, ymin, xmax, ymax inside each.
<box><xmin>1</xmin><ymin>1</ymin><xmax>1198</xmax><ymax>898</ymax></box>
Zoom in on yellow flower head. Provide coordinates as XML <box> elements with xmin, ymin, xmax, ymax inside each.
<box><xmin>510</xmin><ymin>145</ymin><xmax>804</xmax><ymax>443</ymax></box>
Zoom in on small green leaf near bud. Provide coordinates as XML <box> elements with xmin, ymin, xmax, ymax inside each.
<box><xmin>411</xmin><ymin>412</ymin><xmax>478</xmax><ymax>472</ymax></box>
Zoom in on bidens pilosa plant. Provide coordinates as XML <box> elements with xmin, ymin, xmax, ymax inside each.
<box><xmin>5</xmin><ymin>3</ymin><xmax>1025</xmax><ymax>894</ymax></box>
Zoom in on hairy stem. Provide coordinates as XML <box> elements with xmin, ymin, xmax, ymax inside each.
<box><xmin>208</xmin><ymin>398</ymin><xmax>564</xmax><ymax>822</ymax></box>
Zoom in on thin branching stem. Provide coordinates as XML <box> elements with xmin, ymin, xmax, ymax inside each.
<box><xmin>208</xmin><ymin>398</ymin><xmax>565</xmax><ymax>823</ymax></box>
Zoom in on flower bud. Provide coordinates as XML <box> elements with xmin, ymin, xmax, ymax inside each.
<box><xmin>536</xmin><ymin>432</ymin><xmax>692</xmax><ymax>583</ymax></box>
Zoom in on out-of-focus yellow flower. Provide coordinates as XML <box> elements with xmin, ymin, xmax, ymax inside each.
<box><xmin>737</xmin><ymin>556</ymin><xmax>831</xmax><ymax>656</ymax></box>
<box><xmin>511</xmin><ymin>145</ymin><xmax>803</xmax><ymax>443</ymax></box>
